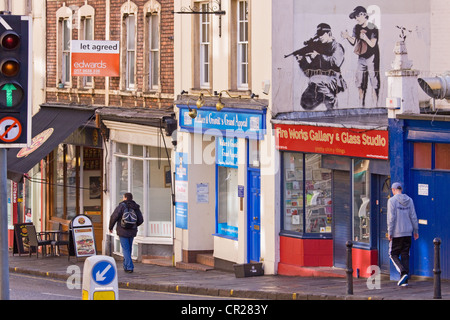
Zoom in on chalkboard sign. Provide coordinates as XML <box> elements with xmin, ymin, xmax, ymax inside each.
<box><xmin>13</xmin><ymin>223</ymin><xmax>34</xmax><ymax>255</ymax></box>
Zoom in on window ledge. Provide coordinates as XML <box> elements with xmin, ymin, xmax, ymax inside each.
<box><xmin>212</xmin><ymin>233</ymin><xmax>238</xmax><ymax>241</ymax></box>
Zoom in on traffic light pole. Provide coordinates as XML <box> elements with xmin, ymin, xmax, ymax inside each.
<box><xmin>0</xmin><ymin>148</ymin><xmax>9</xmax><ymax>300</ymax></box>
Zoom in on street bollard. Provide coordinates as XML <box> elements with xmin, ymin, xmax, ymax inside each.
<box><xmin>433</xmin><ymin>238</ymin><xmax>442</xmax><ymax>299</ymax></box>
<box><xmin>346</xmin><ymin>241</ymin><xmax>353</xmax><ymax>295</ymax></box>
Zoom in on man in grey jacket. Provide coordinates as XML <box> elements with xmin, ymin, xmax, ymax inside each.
<box><xmin>387</xmin><ymin>182</ymin><xmax>419</xmax><ymax>286</ymax></box>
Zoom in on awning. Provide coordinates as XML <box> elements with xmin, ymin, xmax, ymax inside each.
<box><xmin>7</xmin><ymin>105</ymin><xmax>95</xmax><ymax>182</ymax></box>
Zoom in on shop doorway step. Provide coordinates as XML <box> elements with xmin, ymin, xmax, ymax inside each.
<box><xmin>278</xmin><ymin>264</ymin><xmax>346</xmax><ymax>278</ymax></box>
<box><xmin>141</xmin><ymin>255</ymin><xmax>174</xmax><ymax>267</ymax></box>
<box><xmin>176</xmin><ymin>253</ymin><xmax>214</xmax><ymax>271</ymax></box>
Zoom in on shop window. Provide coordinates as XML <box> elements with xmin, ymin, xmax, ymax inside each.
<box><xmin>413</xmin><ymin>142</ymin><xmax>432</xmax><ymax>169</ymax></box>
<box><xmin>113</xmin><ymin>143</ymin><xmax>172</xmax><ymax>238</ymax></box>
<box><xmin>353</xmin><ymin>159</ymin><xmax>371</xmax><ymax>243</ymax></box>
<box><xmin>217</xmin><ymin>166</ymin><xmax>239</xmax><ymax>238</ymax></box>
<box><xmin>282</xmin><ymin>153</ymin><xmax>332</xmax><ymax>235</ymax></box>
<box><xmin>282</xmin><ymin>153</ymin><xmax>303</xmax><ymax>232</ymax></box>
<box><xmin>435</xmin><ymin>143</ymin><xmax>450</xmax><ymax>170</ymax></box>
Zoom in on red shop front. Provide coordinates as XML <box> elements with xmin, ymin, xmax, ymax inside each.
<box><xmin>274</xmin><ymin>122</ymin><xmax>390</xmax><ymax>277</ymax></box>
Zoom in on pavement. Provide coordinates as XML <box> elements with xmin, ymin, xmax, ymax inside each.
<box><xmin>7</xmin><ymin>252</ymin><xmax>450</xmax><ymax>301</ymax></box>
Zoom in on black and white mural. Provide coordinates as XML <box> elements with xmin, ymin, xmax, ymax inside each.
<box><xmin>274</xmin><ymin>1</ymin><xmax>430</xmax><ymax>113</ymax></box>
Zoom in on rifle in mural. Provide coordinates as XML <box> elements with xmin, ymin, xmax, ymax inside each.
<box><xmin>284</xmin><ymin>37</ymin><xmax>328</xmax><ymax>59</ymax></box>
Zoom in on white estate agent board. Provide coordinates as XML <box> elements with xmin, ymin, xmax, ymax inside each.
<box><xmin>71</xmin><ymin>40</ymin><xmax>120</xmax><ymax>77</ymax></box>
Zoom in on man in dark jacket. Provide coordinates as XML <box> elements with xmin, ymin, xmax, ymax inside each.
<box><xmin>109</xmin><ymin>192</ymin><xmax>144</xmax><ymax>273</ymax></box>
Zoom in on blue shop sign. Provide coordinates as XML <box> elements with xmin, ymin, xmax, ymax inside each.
<box><xmin>177</xmin><ymin>106</ymin><xmax>266</xmax><ymax>140</ymax></box>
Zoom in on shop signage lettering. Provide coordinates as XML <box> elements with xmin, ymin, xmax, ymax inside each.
<box><xmin>275</xmin><ymin>124</ymin><xmax>388</xmax><ymax>160</ymax></box>
<box><xmin>178</xmin><ymin>106</ymin><xmax>265</xmax><ymax>140</ymax></box>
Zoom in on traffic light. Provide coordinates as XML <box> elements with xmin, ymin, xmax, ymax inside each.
<box><xmin>0</xmin><ymin>15</ymin><xmax>31</xmax><ymax>147</ymax></box>
<box><xmin>418</xmin><ymin>74</ymin><xmax>450</xmax><ymax>100</ymax></box>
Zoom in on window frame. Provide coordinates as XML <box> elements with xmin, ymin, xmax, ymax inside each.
<box><xmin>144</xmin><ymin>1</ymin><xmax>161</xmax><ymax>92</ymax></box>
<box><xmin>120</xmin><ymin>2</ymin><xmax>138</xmax><ymax>91</ymax></box>
<box><xmin>236</xmin><ymin>0</ymin><xmax>249</xmax><ymax>90</ymax></box>
<box><xmin>199</xmin><ymin>2</ymin><xmax>211</xmax><ymax>89</ymax></box>
<box><xmin>56</xmin><ymin>5</ymin><xmax>73</xmax><ymax>87</ymax></box>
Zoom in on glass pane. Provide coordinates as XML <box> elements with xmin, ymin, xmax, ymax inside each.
<box><xmin>151</xmin><ymin>15</ymin><xmax>159</xmax><ymax>49</ymax></box>
<box><xmin>151</xmin><ymin>51</ymin><xmax>159</xmax><ymax>87</ymax></box>
<box><xmin>249</xmin><ymin>139</ymin><xmax>260</xmax><ymax>168</ymax></box>
<box><xmin>353</xmin><ymin>159</ymin><xmax>370</xmax><ymax>243</ymax></box>
<box><xmin>85</xmin><ymin>17</ymin><xmax>93</xmax><ymax>40</ymax></box>
<box><xmin>148</xmin><ymin>159</ymin><xmax>172</xmax><ymax>237</ymax></box>
<box><xmin>413</xmin><ymin>143</ymin><xmax>432</xmax><ymax>169</ymax></box>
<box><xmin>127</xmin><ymin>15</ymin><xmax>135</xmax><ymax>49</ymax></box>
<box><xmin>66</xmin><ymin>145</ymin><xmax>77</xmax><ymax>220</ymax></box>
<box><xmin>63</xmin><ymin>19</ymin><xmax>70</xmax><ymax>50</ymax></box>
<box><xmin>305</xmin><ymin>154</ymin><xmax>332</xmax><ymax>233</ymax></box>
<box><xmin>435</xmin><ymin>143</ymin><xmax>450</xmax><ymax>170</ymax></box>
<box><xmin>116</xmin><ymin>157</ymin><xmax>128</xmax><ymax>203</ymax></box>
<box><xmin>283</xmin><ymin>153</ymin><xmax>303</xmax><ymax>233</ymax></box>
<box><xmin>127</xmin><ymin>52</ymin><xmax>135</xmax><ymax>87</ymax></box>
<box><xmin>116</xmin><ymin>143</ymin><xmax>128</xmax><ymax>155</ymax></box>
<box><xmin>131</xmin><ymin>144</ymin><xmax>143</xmax><ymax>157</ymax></box>
<box><xmin>54</xmin><ymin>145</ymin><xmax>64</xmax><ymax>219</ymax></box>
<box><xmin>131</xmin><ymin>159</ymin><xmax>144</xmax><ymax>212</ymax></box>
<box><xmin>218</xmin><ymin>166</ymin><xmax>239</xmax><ymax>237</ymax></box>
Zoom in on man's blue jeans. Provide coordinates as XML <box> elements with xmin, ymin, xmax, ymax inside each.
<box><xmin>119</xmin><ymin>237</ymin><xmax>134</xmax><ymax>271</ymax></box>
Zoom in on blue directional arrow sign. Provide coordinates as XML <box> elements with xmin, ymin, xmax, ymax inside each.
<box><xmin>92</xmin><ymin>260</ymin><xmax>116</xmax><ymax>286</ymax></box>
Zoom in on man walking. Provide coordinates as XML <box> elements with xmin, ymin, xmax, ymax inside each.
<box><xmin>387</xmin><ymin>182</ymin><xmax>419</xmax><ymax>286</ymax></box>
<box><xmin>109</xmin><ymin>193</ymin><xmax>144</xmax><ymax>273</ymax></box>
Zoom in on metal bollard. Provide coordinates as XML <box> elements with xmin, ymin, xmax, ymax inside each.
<box><xmin>433</xmin><ymin>238</ymin><xmax>442</xmax><ymax>299</ymax></box>
<box><xmin>346</xmin><ymin>241</ymin><xmax>353</xmax><ymax>295</ymax></box>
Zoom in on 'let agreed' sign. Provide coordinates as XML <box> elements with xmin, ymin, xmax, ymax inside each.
<box><xmin>71</xmin><ymin>40</ymin><xmax>119</xmax><ymax>77</ymax></box>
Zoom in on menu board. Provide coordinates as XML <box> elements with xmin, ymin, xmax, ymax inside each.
<box><xmin>70</xmin><ymin>215</ymin><xmax>97</xmax><ymax>257</ymax></box>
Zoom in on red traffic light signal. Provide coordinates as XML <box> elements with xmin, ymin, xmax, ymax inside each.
<box><xmin>1</xmin><ymin>31</ymin><xmax>19</xmax><ymax>50</ymax></box>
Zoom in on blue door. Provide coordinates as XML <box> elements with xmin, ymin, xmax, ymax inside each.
<box><xmin>411</xmin><ymin>170</ymin><xmax>435</xmax><ymax>277</ymax></box>
<box><xmin>248</xmin><ymin>169</ymin><xmax>261</xmax><ymax>263</ymax></box>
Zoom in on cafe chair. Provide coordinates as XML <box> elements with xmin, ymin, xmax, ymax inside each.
<box><xmin>25</xmin><ymin>225</ymin><xmax>52</xmax><ymax>258</ymax></box>
<box><xmin>51</xmin><ymin>223</ymin><xmax>71</xmax><ymax>261</ymax></box>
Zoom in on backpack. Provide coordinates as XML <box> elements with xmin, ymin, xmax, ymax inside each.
<box><xmin>120</xmin><ymin>203</ymin><xmax>137</xmax><ymax>229</ymax></box>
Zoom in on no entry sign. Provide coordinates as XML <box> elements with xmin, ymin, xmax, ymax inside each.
<box><xmin>0</xmin><ymin>116</ymin><xmax>22</xmax><ymax>142</ymax></box>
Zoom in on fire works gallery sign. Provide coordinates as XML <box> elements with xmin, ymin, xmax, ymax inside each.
<box><xmin>274</xmin><ymin>123</ymin><xmax>388</xmax><ymax>160</ymax></box>
<box><xmin>71</xmin><ymin>40</ymin><xmax>120</xmax><ymax>77</ymax></box>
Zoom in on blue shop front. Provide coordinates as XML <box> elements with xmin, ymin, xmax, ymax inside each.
<box><xmin>389</xmin><ymin>113</ymin><xmax>450</xmax><ymax>279</ymax></box>
<box><xmin>173</xmin><ymin>99</ymin><xmax>268</xmax><ymax>271</ymax></box>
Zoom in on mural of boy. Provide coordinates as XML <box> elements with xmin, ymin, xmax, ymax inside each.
<box><xmin>290</xmin><ymin>23</ymin><xmax>347</xmax><ymax>110</ymax></box>
<box><xmin>341</xmin><ymin>6</ymin><xmax>380</xmax><ymax>107</ymax></box>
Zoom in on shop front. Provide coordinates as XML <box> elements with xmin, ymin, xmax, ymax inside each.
<box><xmin>96</xmin><ymin>107</ymin><xmax>176</xmax><ymax>260</ymax></box>
<box><xmin>174</xmin><ymin>101</ymin><xmax>266</xmax><ymax>271</ymax></box>
<box><xmin>7</xmin><ymin>104</ymin><xmax>98</xmax><ymax>249</ymax></box>
<box><xmin>389</xmin><ymin>114</ymin><xmax>450</xmax><ymax>280</ymax></box>
<box><xmin>274</xmin><ymin>121</ymin><xmax>390</xmax><ymax>277</ymax></box>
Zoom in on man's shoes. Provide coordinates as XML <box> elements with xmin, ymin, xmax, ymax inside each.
<box><xmin>124</xmin><ymin>269</ymin><xmax>133</xmax><ymax>273</ymax></box>
<box><xmin>398</xmin><ymin>274</ymin><xmax>408</xmax><ymax>286</ymax></box>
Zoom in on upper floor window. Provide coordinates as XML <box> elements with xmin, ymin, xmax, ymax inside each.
<box><xmin>200</xmin><ymin>3</ymin><xmax>211</xmax><ymax>88</ymax></box>
<box><xmin>121</xmin><ymin>1</ymin><xmax>138</xmax><ymax>91</ymax></box>
<box><xmin>237</xmin><ymin>0</ymin><xmax>248</xmax><ymax>89</ymax></box>
<box><xmin>144</xmin><ymin>1</ymin><xmax>161</xmax><ymax>91</ymax></box>
<box><xmin>79</xmin><ymin>4</ymin><xmax>95</xmax><ymax>88</ymax></box>
<box><xmin>56</xmin><ymin>5</ymin><xmax>72</xmax><ymax>87</ymax></box>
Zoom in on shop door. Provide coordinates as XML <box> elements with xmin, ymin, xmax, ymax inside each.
<box><xmin>247</xmin><ymin>169</ymin><xmax>261</xmax><ymax>263</ymax></box>
<box><xmin>333</xmin><ymin>170</ymin><xmax>351</xmax><ymax>268</ymax></box>
<box><xmin>411</xmin><ymin>170</ymin><xmax>450</xmax><ymax>279</ymax></box>
<box><xmin>377</xmin><ymin>176</ymin><xmax>390</xmax><ymax>273</ymax></box>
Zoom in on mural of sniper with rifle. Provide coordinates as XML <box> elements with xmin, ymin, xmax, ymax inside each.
<box><xmin>341</xmin><ymin>6</ymin><xmax>380</xmax><ymax>107</ymax></box>
<box><xmin>285</xmin><ymin>23</ymin><xmax>347</xmax><ymax>110</ymax></box>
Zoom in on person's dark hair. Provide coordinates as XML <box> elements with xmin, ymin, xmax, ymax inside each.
<box><xmin>124</xmin><ymin>193</ymin><xmax>133</xmax><ymax>201</ymax></box>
